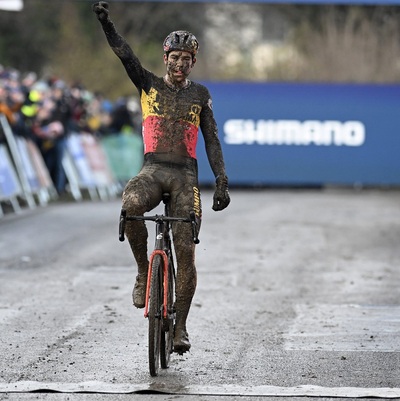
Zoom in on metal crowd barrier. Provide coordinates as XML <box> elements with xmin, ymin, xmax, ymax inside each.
<box><xmin>0</xmin><ymin>114</ymin><xmax>143</xmax><ymax>217</ymax></box>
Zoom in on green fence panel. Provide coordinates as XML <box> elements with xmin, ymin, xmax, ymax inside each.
<box><xmin>100</xmin><ymin>133</ymin><xmax>143</xmax><ymax>182</ymax></box>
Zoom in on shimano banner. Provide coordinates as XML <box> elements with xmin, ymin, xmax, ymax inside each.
<box><xmin>196</xmin><ymin>82</ymin><xmax>400</xmax><ymax>186</ymax></box>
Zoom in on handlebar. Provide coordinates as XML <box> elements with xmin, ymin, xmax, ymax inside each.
<box><xmin>119</xmin><ymin>209</ymin><xmax>200</xmax><ymax>244</ymax></box>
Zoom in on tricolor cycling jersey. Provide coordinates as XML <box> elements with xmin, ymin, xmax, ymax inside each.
<box><xmin>140</xmin><ymin>78</ymin><xmax>211</xmax><ymax>158</ymax></box>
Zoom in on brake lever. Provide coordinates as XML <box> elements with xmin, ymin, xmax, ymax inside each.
<box><xmin>119</xmin><ymin>209</ymin><xmax>126</xmax><ymax>242</ymax></box>
<box><xmin>189</xmin><ymin>211</ymin><xmax>200</xmax><ymax>244</ymax></box>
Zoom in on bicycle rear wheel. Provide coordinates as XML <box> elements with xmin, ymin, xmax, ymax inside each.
<box><xmin>148</xmin><ymin>254</ymin><xmax>163</xmax><ymax>377</ymax></box>
<box><xmin>160</xmin><ymin>260</ymin><xmax>175</xmax><ymax>369</ymax></box>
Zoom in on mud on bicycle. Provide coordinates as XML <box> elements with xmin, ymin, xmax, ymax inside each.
<box><xmin>118</xmin><ymin>193</ymin><xmax>199</xmax><ymax>376</ymax></box>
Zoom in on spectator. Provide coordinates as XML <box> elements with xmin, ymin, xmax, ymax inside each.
<box><xmin>30</xmin><ymin>80</ymin><xmax>72</xmax><ymax>195</ymax></box>
<box><xmin>0</xmin><ymin>84</ymin><xmax>23</xmax><ymax>128</ymax></box>
<box><xmin>0</xmin><ymin>65</ymin><xmax>143</xmax><ymax>196</ymax></box>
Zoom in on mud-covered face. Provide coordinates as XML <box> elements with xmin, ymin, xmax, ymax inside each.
<box><xmin>164</xmin><ymin>50</ymin><xmax>196</xmax><ymax>85</ymax></box>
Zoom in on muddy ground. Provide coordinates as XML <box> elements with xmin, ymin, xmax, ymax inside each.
<box><xmin>1</xmin><ymin>188</ymin><xmax>400</xmax><ymax>400</ymax></box>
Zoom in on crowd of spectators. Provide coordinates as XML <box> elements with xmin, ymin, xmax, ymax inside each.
<box><xmin>0</xmin><ymin>64</ymin><xmax>141</xmax><ymax>195</ymax></box>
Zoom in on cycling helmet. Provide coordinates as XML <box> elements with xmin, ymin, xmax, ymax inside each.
<box><xmin>163</xmin><ymin>30</ymin><xmax>199</xmax><ymax>55</ymax></box>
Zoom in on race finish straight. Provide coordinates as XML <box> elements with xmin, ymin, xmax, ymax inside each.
<box><xmin>92</xmin><ymin>0</ymin><xmax>230</xmax><ymax>374</ymax></box>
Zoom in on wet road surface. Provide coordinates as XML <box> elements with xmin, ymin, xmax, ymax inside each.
<box><xmin>1</xmin><ymin>188</ymin><xmax>400</xmax><ymax>400</ymax></box>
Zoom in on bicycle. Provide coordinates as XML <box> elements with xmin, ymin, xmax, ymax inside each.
<box><xmin>118</xmin><ymin>193</ymin><xmax>200</xmax><ymax>376</ymax></box>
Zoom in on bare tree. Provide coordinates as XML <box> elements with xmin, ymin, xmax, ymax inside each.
<box><xmin>2</xmin><ymin>1</ymin><xmax>400</xmax><ymax>92</ymax></box>
<box><xmin>287</xmin><ymin>5</ymin><xmax>400</xmax><ymax>82</ymax></box>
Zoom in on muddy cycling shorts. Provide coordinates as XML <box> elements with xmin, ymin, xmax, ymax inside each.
<box><xmin>122</xmin><ymin>152</ymin><xmax>202</xmax><ymax>221</ymax></box>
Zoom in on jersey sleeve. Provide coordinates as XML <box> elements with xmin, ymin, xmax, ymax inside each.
<box><xmin>199</xmin><ymin>87</ymin><xmax>227</xmax><ymax>179</ymax></box>
<box><xmin>100</xmin><ymin>19</ymin><xmax>151</xmax><ymax>91</ymax></box>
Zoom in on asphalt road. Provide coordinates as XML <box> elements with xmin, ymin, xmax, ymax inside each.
<box><xmin>1</xmin><ymin>188</ymin><xmax>400</xmax><ymax>401</ymax></box>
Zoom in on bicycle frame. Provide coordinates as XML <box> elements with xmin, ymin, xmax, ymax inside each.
<box><xmin>118</xmin><ymin>195</ymin><xmax>200</xmax><ymax>319</ymax></box>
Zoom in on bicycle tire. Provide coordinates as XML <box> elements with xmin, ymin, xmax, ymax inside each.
<box><xmin>160</xmin><ymin>259</ymin><xmax>175</xmax><ymax>369</ymax></box>
<box><xmin>148</xmin><ymin>254</ymin><xmax>163</xmax><ymax>377</ymax></box>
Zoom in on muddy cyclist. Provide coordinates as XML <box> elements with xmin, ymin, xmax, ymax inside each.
<box><xmin>93</xmin><ymin>1</ymin><xmax>230</xmax><ymax>354</ymax></box>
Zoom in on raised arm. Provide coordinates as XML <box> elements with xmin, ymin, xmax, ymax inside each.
<box><xmin>92</xmin><ymin>1</ymin><xmax>146</xmax><ymax>88</ymax></box>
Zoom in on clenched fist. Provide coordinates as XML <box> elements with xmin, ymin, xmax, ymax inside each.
<box><xmin>92</xmin><ymin>1</ymin><xmax>109</xmax><ymax>22</ymax></box>
<box><xmin>212</xmin><ymin>175</ymin><xmax>230</xmax><ymax>211</ymax></box>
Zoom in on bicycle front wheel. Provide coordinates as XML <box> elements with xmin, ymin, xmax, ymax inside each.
<box><xmin>148</xmin><ymin>254</ymin><xmax>163</xmax><ymax>377</ymax></box>
<box><xmin>160</xmin><ymin>259</ymin><xmax>175</xmax><ymax>369</ymax></box>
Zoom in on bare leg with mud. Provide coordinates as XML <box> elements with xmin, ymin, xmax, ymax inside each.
<box><xmin>122</xmin><ymin>175</ymin><xmax>162</xmax><ymax>309</ymax></box>
<box><xmin>124</xmin><ymin>219</ymin><xmax>149</xmax><ymax>308</ymax></box>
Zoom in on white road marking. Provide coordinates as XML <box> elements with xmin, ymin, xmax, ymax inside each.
<box><xmin>1</xmin><ymin>381</ymin><xmax>400</xmax><ymax>398</ymax></box>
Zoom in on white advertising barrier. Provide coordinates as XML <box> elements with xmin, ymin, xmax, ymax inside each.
<box><xmin>23</xmin><ymin>138</ymin><xmax>57</xmax><ymax>204</ymax></box>
<box><xmin>0</xmin><ymin>114</ymin><xmax>36</xmax><ymax>208</ymax></box>
<box><xmin>25</xmin><ymin>140</ymin><xmax>55</xmax><ymax>192</ymax></box>
<box><xmin>64</xmin><ymin>133</ymin><xmax>117</xmax><ymax>200</ymax></box>
<box><xmin>15</xmin><ymin>136</ymin><xmax>40</xmax><ymax>191</ymax></box>
<box><xmin>63</xmin><ymin>133</ymin><xmax>97</xmax><ymax>200</ymax></box>
<box><xmin>17</xmin><ymin>136</ymin><xmax>57</xmax><ymax>205</ymax></box>
<box><xmin>0</xmin><ymin>114</ymin><xmax>57</xmax><ymax>209</ymax></box>
<box><xmin>80</xmin><ymin>133</ymin><xmax>117</xmax><ymax>196</ymax></box>
<box><xmin>0</xmin><ymin>144</ymin><xmax>22</xmax><ymax>215</ymax></box>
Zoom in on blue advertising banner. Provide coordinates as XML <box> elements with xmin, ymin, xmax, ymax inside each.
<box><xmin>196</xmin><ymin>82</ymin><xmax>400</xmax><ymax>186</ymax></box>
